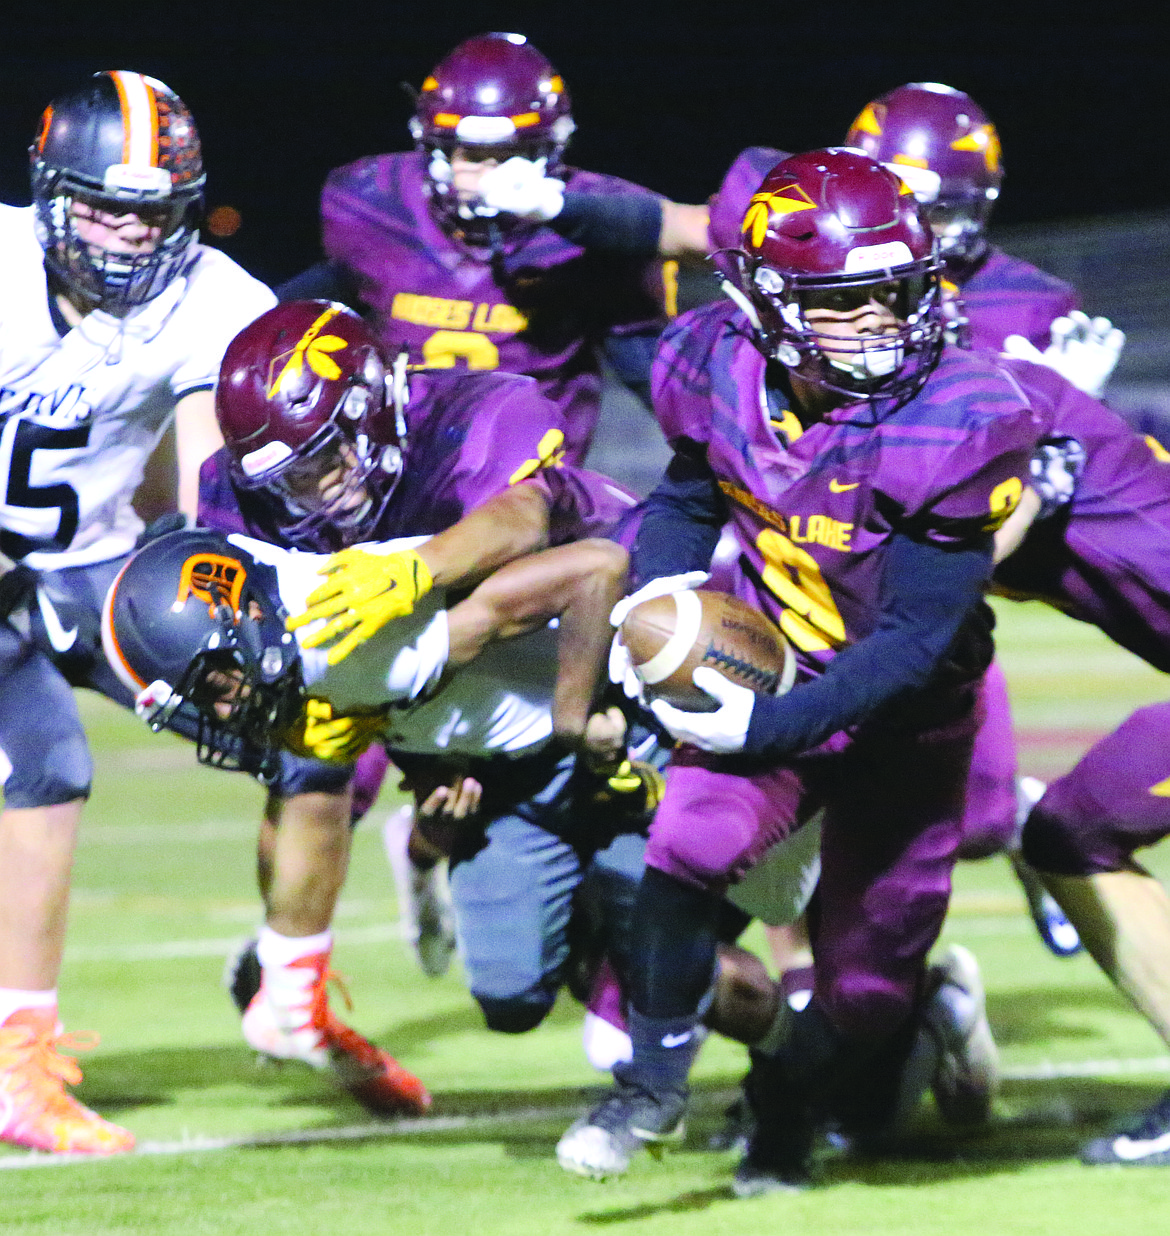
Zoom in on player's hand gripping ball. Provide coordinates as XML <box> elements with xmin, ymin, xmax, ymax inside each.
<box><xmin>289</xmin><ymin>547</ymin><xmax>434</xmax><ymax>665</ymax></box>
<box><xmin>617</xmin><ymin>589</ymin><xmax>796</xmax><ymax>711</ymax></box>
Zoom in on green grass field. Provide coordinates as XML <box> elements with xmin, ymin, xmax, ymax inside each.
<box><xmin>6</xmin><ymin>599</ymin><xmax>1170</xmax><ymax>1234</ymax></box>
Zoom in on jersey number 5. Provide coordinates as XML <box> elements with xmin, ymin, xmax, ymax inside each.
<box><xmin>0</xmin><ymin>419</ymin><xmax>91</xmax><ymax>559</ymax></box>
<box><xmin>757</xmin><ymin>528</ymin><xmax>847</xmax><ymax>653</ymax></box>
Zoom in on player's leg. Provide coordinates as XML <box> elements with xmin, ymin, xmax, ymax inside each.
<box><xmin>557</xmin><ymin>750</ymin><xmax>806</xmax><ymax>1179</ymax></box>
<box><xmin>0</xmin><ymin>622</ymin><xmax>132</xmax><ymax>1153</ymax></box>
<box><xmin>734</xmin><ymin>709</ymin><xmax>978</xmax><ymax>1195</ymax></box>
<box><xmin>238</xmin><ymin>757</ymin><xmax>430</xmax><ymax>1115</ymax></box>
<box><xmin>1021</xmin><ymin>703</ymin><xmax>1170</xmax><ymax>1164</ymax></box>
<box><xmin>961</xmin><ymin>660</ymin><xmax>1080</xmax><ymax>955</ymax></box>
<box><xmin>447</xmin><ymin>750</ymin><xmax>584</xmax><ymax>1033</ymax></box>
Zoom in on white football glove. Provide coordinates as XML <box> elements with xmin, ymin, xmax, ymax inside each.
<box><xmin>650</xmin><ymin>666</ymin><xmax>755</xmax><ymax>754</ymax></box>
<box><xmin>609</xmin><ymin>572</ymin><xmax>710</xmax><ymax>629</ymax></box>
<box><xmin>477</xmin><ymin>156</ymin><xmax>565</xmax><ymax>222</ymax></box>
<box><xmin>1002</xmin><ymin>310</ymin><xmax>1125</xmax><ymax>399</ymax></box>
<box><xmin>608</xmin><ymin>632</ymin><xmax>645</xmax><ymax>704</ymax></box>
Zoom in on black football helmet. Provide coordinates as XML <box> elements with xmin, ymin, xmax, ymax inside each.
<box><xmin>101</xmin><ymin>530</ymin><xmax>303</xmax><ymax>781</ymax></box>
<box><xmin>31</xmin><ymin>70</ymin><xmax>206</xmax><ymax>314</ymax></box>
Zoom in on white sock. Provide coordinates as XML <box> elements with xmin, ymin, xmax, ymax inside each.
<box><xmin>0</xmin><ymin>987</ymin><xmax>57</xmax><ymax>1026</ymax></box>
<box><xmin>256</xmin><ymin>926</ymin><xmax>333</xmax><ymax>970</ymax></box>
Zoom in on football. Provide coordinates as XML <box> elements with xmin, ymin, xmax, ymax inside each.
<box><xmin>619</xmin><ymin>589</ymin><xmax>795</xmax><ymax>710</ymax></box>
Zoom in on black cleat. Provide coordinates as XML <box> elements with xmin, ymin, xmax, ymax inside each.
<box><xmin>732</xmin><ymin>1050</ymin><xmax>815</xmax><ymax>1197</ymax></box>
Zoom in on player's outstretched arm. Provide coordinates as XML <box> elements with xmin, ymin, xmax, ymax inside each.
<box><xmin>444</xmin><ymin>538</ymin><xmax>630</xmax><ymax>747</ymax></box>
<box><xmin>291</xmin><ymin>483</ymin><xmax>554</xmax><ymax>664</ymax></box>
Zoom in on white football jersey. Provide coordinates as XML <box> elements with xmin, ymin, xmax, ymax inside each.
<box><xmin>0</xmin><ymin>205</ymin><xmax>276</xmax><ymax>569</ymax></box>
<box><xmin>235</xmin><ymin>535</ymin><xmax>558</xmax><ymax>759</ymax></box>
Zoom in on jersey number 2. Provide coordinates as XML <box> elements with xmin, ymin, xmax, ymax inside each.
<box><xmin>0</xmin><ymin>419</ymin><xmax>91</xmax><ymax>559</ymax></box>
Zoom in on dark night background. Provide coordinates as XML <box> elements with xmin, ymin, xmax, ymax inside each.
<box><xmin>1</xmin><ymin>2</ymin><xmax>1166</xmax><ymax>289</ymax></box>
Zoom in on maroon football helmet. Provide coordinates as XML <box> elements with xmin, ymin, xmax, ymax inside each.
<box><xmin>215</xmin><ymin>301</ymin><xmax>406</xmax><ymax>552</ymax></box>
<box><xmin>410</xmin><ymin>32</ymin><xmax>575</xmax><ymax>238</ymax></box>
<box><xmin>845</xmin><ymin>83</ymin><xmax>1003</xmax><ymax>264</ymax></box>
<box><xmin>733</xmin><ymin>148</ymin><xmax>943</xmax><ymax>406</ymax></box>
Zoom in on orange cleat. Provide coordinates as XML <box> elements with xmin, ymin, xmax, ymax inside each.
<box><xmin>242</xmin><ymin>951</ymin><xmax>431</xmax><ymax>1116</ymax></box>
<box><xmin>0</xmin><ymin>1008</ymin><xmax>134</xmax><ymax>1155</ymax></box>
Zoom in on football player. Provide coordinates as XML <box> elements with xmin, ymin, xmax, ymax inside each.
<box><xmin>280</xmin><ymin>31</ymin><xmax>708</xmax><ymax>462</ymax></box>
<box><xmin>708</xmin><ymin>85</ymin><xmax>1097</xmax><ymax>958</ymax></box>
<box><xmin>984</xmin><ymin>360</ymin><xmax>1170</xmax><ymax>1166</ymax></box>
<box><xmin>102</xmin><ymin>515</ymin><xmax>672</xmax><ymax>1061</ymax></box>
<box><xmin>192</xmin><ymin>299</ymin><xmax>666</xmax><ymax>1076</ymax></box>
<box><xmin>0</xmin><ymin>71</ymin><xmax>275</xmax><ymax>1154</ymax></box>
<box><xmin>553</xmin><ymin>149</ymin><xmax>1040</xmax><ymax>1191</ymax></box>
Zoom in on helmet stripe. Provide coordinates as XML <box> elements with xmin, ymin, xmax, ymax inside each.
<box><xmin>100</xmin><ymin>560</ymin><xmax>148</xmax><ymax>691</ymax></box>
<box><xmin>109</xmin><ymin>70</ymin><xmax>160</xmax><ymax>168</ymax></box>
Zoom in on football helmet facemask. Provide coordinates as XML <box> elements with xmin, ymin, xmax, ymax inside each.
<box><xmin>101</xmin><ymin>530</ymin><xmax>303</xmax><ymax>781</ymax></box>
<box><xmin>845</xmin><ymin>82</ymin><xmax>1003</xmax><ymax>266</ymax></box>
<box><xmin>216</xmin><ymin>301</ymin><xmax>407</xmax><ymax>553</ymax></box>
<box><xmin>410</xmin><ymin>32</ymin><xmax>575</xmax><ymax>242</ymax></box>
<box><xmin>30</xmin><ymin>70</ymin><xmax>206</xmax><ymax>314</ymax></box>
<box><xmin>731</xmin><ymin>148</ymin><xmax>943</xmax><ymax>409</ymax></box>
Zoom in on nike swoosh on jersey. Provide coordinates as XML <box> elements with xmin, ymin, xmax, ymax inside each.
<box><xmin>828</xmin><ymin>479</ymin><xmax>860</xmax><ymax>492</ymax></box>
<box><xmin>1148</xmin><ymin>776</ymin><xmax>1170</xmax><ymax>797</ymax></box>
<box><xmin>1112</xmin><ymin>1129</ymin><xmax>1170</xmax><ymax>1160</ymax></box>
<box><xmin>37</xmin><ymin>586</ymin><xmax>79</xmax><ymax>652</ymax></box>
<box><xmin>660</xmin><ymin>1031</ymin><xmax>693</xmax><ymax>1049</ymax></box>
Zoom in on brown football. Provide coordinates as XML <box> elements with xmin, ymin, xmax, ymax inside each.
<box><xmin>619</xmin><ymin>590</ymin><xmax>794</xmax><ymax>710</ymax></box>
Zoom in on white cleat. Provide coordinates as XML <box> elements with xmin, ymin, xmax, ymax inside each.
<box><xmin>926</xmin><ymin>944</ymin><xmax>999</xmax><ymax>1126</ymax></box>
<box><xmin>383</xmin><ymin>805</ymin><xmax>457</xmax><ymax>978</ymax></box>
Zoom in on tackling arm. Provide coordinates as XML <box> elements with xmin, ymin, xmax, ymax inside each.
<box><xmin>174</xmin><ymin>389</ymin><xmax>223</xmax><ymax>521</ymax></box>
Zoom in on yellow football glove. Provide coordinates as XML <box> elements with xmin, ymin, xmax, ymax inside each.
<box><xmin>287</xmin><ymin>547</ymin><xmax>434</xmax><ymax>666</ymax></box>
<box><xmin>285</xmin><ymin>698</ymin><xmax>387</xmax><ymax>763</ymax></box>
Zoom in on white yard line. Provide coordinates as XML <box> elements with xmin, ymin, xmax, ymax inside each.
<box><xmin>0</xmin><ymin>1105</ymin><xmax>582</xmax><ymax>1170</ymax></box>
<box><xmin>65</xmin><ymin>922</ymin><xmax>403</xmax><ymax>962</ymax></box>
<box><xmin>5</xmin><ymin>1057</ymin><xmax>1170</xmax><ymax>1170</ymax></box>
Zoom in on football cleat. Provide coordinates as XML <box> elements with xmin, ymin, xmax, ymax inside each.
<box><xmin>383</xmin><ymin>806</ymin><xmax>457</xmax><ymax>978</ymax></box>
<box><xmin>242</xmin><ymin>950</ymin><xmax>431</xmax><ymax>1115</ymax></box>
<box><xmin>0</xmin><ymin>1008</ymin><xmax>134</xmax><ymax>1154</ymax></box>
<box><xmin>1082</xmin><ymin>1089</ymin><xmax>1170</xmax><ymax>1166</ymax></box>
<box><xmin>708</xmin><ymin>1094</ymin><xmax>755</xmax><ymax>1154</ymax></box>
<box><xmin>224</xmin><ymin>935</ymin><xmax>262</xmax><ymax>1015</ymax></box>
<box><xmin>556</xmin><ymin>1075</ymin><xmax>686</xmax><ymax>1180</ymax></box>
<box><xmin>732</xmin><ymin>1050</ymin><xmax>814</xmax><ymax>1196</ymax></box>
<box><xmin>926</xmin><ymin>944</ymin><xmax>999</xmax><ymax>1126</ymax></box>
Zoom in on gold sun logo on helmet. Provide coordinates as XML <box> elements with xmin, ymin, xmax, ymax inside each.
<box><xmin>266</xmin><ymin>306</ymin><xmax>349</xmax><ymax>398</ymax></box>
<box><xmin>951</xmin><ymin>123</ymin><xmax>1002</xmax><ymax>174</ymax></box>
<box><xmin>742</xmin><ymin>185</ymin><xmax>817</xmax><ymax>247</ymax></box>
